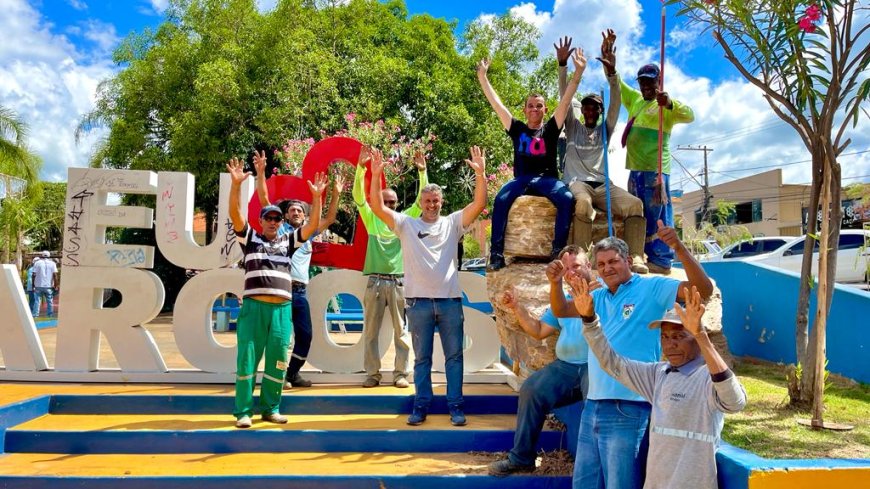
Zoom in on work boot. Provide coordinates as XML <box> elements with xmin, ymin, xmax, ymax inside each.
<box><xmin>286</xmin><ymin>372</ymin><xmax>312</xmax><ymax>388</ymax></box>
<box><xmin>489</xmin><ymin>458</ymin><xmax>535</xmax><ymax>476</ymax></box>
<box><xmin>573</xmin><ymin>218</ymin><xmax>594</xmax><ymax>252</ymax></box>
<box><xmin>624</xmin><ymin>216</ymin><xmax>647</xmax><ymax>262</ymax></box>
<box><xmin>362</xmin><ymin>376</ymin><xmax>380</xmax><ymax>388</ymax></box>
<box><xmin>631</xmin><ymin>255</ymin><xmax>649</xmax><ymax>274</ymax></box>
<box><xmin>488</xmin><ymin>253</ymin><xmax>506</xmax><ymax>271</ymax></box>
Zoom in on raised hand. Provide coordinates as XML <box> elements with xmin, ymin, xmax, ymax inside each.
<box><xmin>545</xmin><ymin>259</ymin><xmax>566</xmax><ymax>283</ymax></box>
<box><xmin>553</xmin><ymin>36</ymin><xmax>574</xmax><ymax>66</ymax></box>
<box><xmin>572</xmin><ymin>47</ymin><xmax>588</xmax><ymax>77</ymax></box>
<box><xmin>596</xmin><ymin>29</ymin><xmax>617</xmax><ymax>75</ymax></box>
<box><xmin>476</xmin><ymin>59</ymin><xmax>491</xmax><ymax>77</ymax></box>
<box><xmin>656</xmin><ymin>89</ymin><xmax>672</xmax><ymax>109</ymax></box>
<box><xmin>369</xmin><ymin>148</ymin><xmax>386</xmax><ymax>176</ymax></box>
<box><xmin>358</xmin><ymin>146</ymin><xmax>372</xmax><ymax>167</ymax></box>
<box><xmin>656</xmin><ymin>219</ymin><xmax>681</xmax><ymax>249</ymax></box>
<box><xmin>674</xmin><ymin>285</ymin><xmax>706</xmax><ymax>337</ymax></box>
<box><xmin>308</xmin><ymin>171</ymin><xmax>328</xmax><ymax>197</ymax></box>
<box><xmin>226</xmin><ymin>157</ymin><xmax>251</xmax><ymax>185</ymax></box>
<box><xmin>412</xmin><ymin>150</ymin><xmax>427</xmax><ymax>171</ymax></box>
<box><xmin>464</xmin><ymin>146</ymin><xmax>486</xmax><ymax>175</ymax></box>
<box><xmin>253</xmin><ymin>150</ymin><xmax>267</xmax><ymax>176</ymax></box>
<box><xmin>566</xmin><ymin>273</ymin><xmax>595</xmax><ymax>318</ymax></box>
<box><xmin>333</xmin><ymin>173</ymin><xmax>345</xmax><ymax>194</ymax></box>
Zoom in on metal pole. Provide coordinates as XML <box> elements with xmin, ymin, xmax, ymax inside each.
<box><xmin>601</xmin><ymin>90</ymin><xmax>614</xmax><ymax>237</ymax></box>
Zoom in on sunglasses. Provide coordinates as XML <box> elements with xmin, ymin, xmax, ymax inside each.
<box><xmin>262</xmin><ymin>215</ymin><xmax>283</xmax><ymax>223</ymax></box>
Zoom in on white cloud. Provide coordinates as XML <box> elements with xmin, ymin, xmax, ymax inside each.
<box><xmin>0</xmin><ymin>0</ymin><xmax>114</xmax><ymax>182</ymax></box>
<box><xmin>81</xmin><ymin>19</ymin><xmax>120</xmax><ymax>55</ymax></box>
<box><xmin>66</xmin><ymin>0</ymin><xmax>87</xmax><ymax>10</ymax></box>
<box><xmin>149</xmin><ymin>0</ymin><xmax>169</xmax><ymax>13</ymax></box>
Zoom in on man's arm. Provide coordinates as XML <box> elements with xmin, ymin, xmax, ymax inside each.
<box><xmin>501</xmin><ymin>288</ymin><xmax>557</xmax><ymax>340</ymax></box>
<box><xmin>253</xmin><ymin>150</ymin><xmax>271</xmax><ymax>207</ymax></box>
<box><xmin>352</xmin><ymin>148</ymin><xmax>369</xmax><ymax>208</ymax></box>
<box><xmin>405</xmin><ymin>150</ymin><xmax>429</xmax><ymax>216</ymax></box>
<box><xmin>461</xmin><ymin>146</ymin><xmax>487</xmax><ymax>229</ymax></box>
<box><xmin>582</xmin><ymin>315</ymin><xmax>658</xmax><ymax>401</ymax></box>
<box><xmin>555</xmin><ymin>36</ymin><xmax>573</xmax><ymax>98</ymax></box>
<box><xmin>546</xmin><ymin>260</ymin><xmax>580</xmax><ymax>317</ymax></box>
<box><xmin>675</xmin><ymin>286</ymin><xmax>747</xmax><ymax>413</ymax></box>
<box><xmin>597</xmin><ymin>29</ymin><xmax>621</xmax><ymax>138</ymax></box>
<box><xmin>476</xmin><ymin>59</ymin><xmax>513</xmax><ymax>131</ymax></box>
<box><xmin>369</xmin><ymin>149</ymin><xmax>399</xmax><ymax>229</ymax></box>
<box><xmin>299</xmin><ymin>172</ymin><xmax>327</xmax><ymax>240</ymax></box>
<box><xmin>226</xmin><ymin>157</ymin><xmax>251</xmax><ymax>233</ymax></box>
<box><xmin>553</xmin><ymin>49</ymin><xmax>586</xmax><ymax>129</ymax></box>
<box><xmin>655</xmin><ymin>220</ymin><xmax>714</xmax><ymax>300</ymax></box>
<box><xmin>317</xmin><ymin>174</ymin><xmax>344</xmax><ymax>233</ymax></box>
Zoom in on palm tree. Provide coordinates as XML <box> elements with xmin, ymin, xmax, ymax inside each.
<box><xmin>0</xmin><ymin>105</ymin><xmax>43</xmax><ymax>265</ymax></box>
<box><xmin>0</xmin><ymin>105</ymin><xmax>39</xmax><ymax>184</ymax></box>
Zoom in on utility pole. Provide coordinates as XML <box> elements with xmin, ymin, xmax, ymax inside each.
<box><xmin>677</xmin><ymin>145</ymin><xmax>714</xmax><ymax>222</ymax></box>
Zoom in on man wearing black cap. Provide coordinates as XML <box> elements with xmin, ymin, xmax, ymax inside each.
<box><xmin>619</xmin><ymin>54</ymin><xmax>694</xmax><ymax>274</ymax></box>
<box><xmin>226</xmin><ymin>157</ymin><xmax>327</xmax><ymax>429</ymax></box>
<box><xmin>555</xmin><ymin>31</ymin><xmax>648</xmax><ymax>274</ymax></box>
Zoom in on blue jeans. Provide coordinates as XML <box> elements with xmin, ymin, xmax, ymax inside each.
<box><xmin>406</xmin><ymin>298</ymin><xmax>464</xmax><ymax>410</ymax></box>
<box><xmin>572</xmin><ymin>399</ymin><xmax>651</xmax><ymax>489</ymax></box>
<box><xmin>287</xmin><ymin>284</ymin><xmax>312</xmax><ymax>378</ymax></box>
<box><xmin>628</xmin><ymin>171</ymin><xmax>674</xmax><ymax>268</ymax></box>
<box><xmin>32</xmin><ymin>287</ymin><xmax>54</xmax><ymax>317</ymax></box>
<box><xmin>490</xmin><ymin>176</ymin><xmax>574</xmax><ymax>256</ymax></box>
<box><xmin>509</xmin><ymin>360</ymin><xmax>587</xmax><ymax>466</ymax></box>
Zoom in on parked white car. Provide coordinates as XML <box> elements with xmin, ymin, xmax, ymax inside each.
<box><xmin>746</xmin><ymin>230</ymin><xmax>870</xmax><ymax>283</ymax></box>
<box><xmin>702</xmin><ymin>236</ymin><xmax>798</xmax><ymax>262</ymax></box>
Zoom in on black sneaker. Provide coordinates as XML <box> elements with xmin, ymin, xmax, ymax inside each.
<box><xmin>448</xmin><ymin>406</ymin><xmax>467</xmax><ymax>426</ymax></box>
<box><xmin>287</xmin><ymin>373</ymin><xmax>312</xmax><ymax>388</ymax></box>
<box><xmin>488</xmin><ymin>253</ymin><xmax>506</xmax><ymax>271</ymax></box>
<box><xmin>488</xmin><ymin>458</ymin><xmax>535</xmax><ymax>476</ymax></box>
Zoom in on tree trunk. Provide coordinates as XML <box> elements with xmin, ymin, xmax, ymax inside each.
<box><xmin>204</xmin><ymin>207</ymin><xmax>215</xmax><ymax>245</ymax></box>
<box><xmin>794</xmin><ymin>149</ymin><xmax>822</xmax><ymax>405</ymax></box>
<box><xmin>810</xmin><ymin>158</ymin><xmax>832</xmax><ymax>427</ymax></box>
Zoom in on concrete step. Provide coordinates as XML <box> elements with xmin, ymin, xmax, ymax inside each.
<box><xmin>0</xmin><ymin>452</ymin><xmax>570</xmax><ymax>488</ymax></box>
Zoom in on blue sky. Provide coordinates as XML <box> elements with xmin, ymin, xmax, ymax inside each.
<box><xmin>1</xmin><ymin>0</ymin><xmax>867</xmax><ymax>198</ymax></box>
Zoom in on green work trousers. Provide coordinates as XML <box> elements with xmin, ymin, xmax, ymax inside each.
<box><xmin>233</xmin><ymin>297</ymin><xmax>293</xmax><ymax>419</ymax></box>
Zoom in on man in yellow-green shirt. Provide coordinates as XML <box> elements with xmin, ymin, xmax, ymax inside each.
<box><xmin>620</xmin><ymin>63</ymin><xmax>694</xmax><ymax>274</ymax></box>
<box><xmin>353</xmin><ymin>148</ymin><xmax>428</xmax><ymax>388</ymax></box>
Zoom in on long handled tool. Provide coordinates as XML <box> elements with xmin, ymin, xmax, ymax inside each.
<box><xmin>601</xmin><ymin>89</ymin><xmax>614</xmax><ymax>237</ymax></box>
<box><xmin>653</xmin><ymin>3</ymin><xmax>668</xmax><ymax>205</ymax></box>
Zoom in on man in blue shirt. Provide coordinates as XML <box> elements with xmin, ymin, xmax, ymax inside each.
<box><xmin>550</xmin><ymin>220</ymin><xmax>712</xmax><ymax>489</ymax></box>
<box><xmin>254</xmin><ymin>150</ymin><xmax>343</xmax><ymax>388</ymax></box>
<box><xmin>489</xmin><ymin>245</ymin><xmax>591</xmax><ymax>476</ymax></box>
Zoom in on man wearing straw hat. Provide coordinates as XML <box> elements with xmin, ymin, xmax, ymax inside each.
<box><xmin>568</xmin><ymin>277</ymin><xmax>746</xmax><ymax>489</ymax></box>
<box><xmin>555</xmin><ymin>30</ymin><xmax>647</xmax><ymax>274</ymax></box>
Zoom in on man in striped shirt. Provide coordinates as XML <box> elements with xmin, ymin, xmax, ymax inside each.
<box><xmin>227</xmin><ymin>157</ymin><xmax>327</xmax><ymax>429</ymax></box>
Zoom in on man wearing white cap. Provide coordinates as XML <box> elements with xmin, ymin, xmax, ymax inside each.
<box><xmin>569</xmin><ymin>278</ymin><xmax>746</xmax><ymax>489</ymax></box>
<box><xmin>31</xmin><ymin>251</ymin><xmax>58</xmax><ymax>317</ymax></box>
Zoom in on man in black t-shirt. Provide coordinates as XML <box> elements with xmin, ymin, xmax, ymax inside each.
<box><xmin>477</xmin><ymin>49</ymin><xmax>587</xmax><ymax>270</ymax></box>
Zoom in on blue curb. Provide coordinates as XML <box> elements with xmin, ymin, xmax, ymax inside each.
<box><xmin>4</xmin><ymin>429</ymin><xmax>565</xmax><ymax>455</ymax></box>
<box><xmin>0</xmin><ymin>395</ymin><xmax>50</xmax><ymax>455</ymax></box>
<box><xmin>49</xmin><ymin>394</ymin><xmax>520</xmax><ymax>415</ymax></box>
<box><xmin>0</xmin><ymin>475</ymin><xmax>571</xmax><ymax>489</ymax></box>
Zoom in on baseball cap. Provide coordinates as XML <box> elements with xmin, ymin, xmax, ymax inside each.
<box><xmin>41</xmin><ymin>251</ymin><xmax>50</xmax><ymax>258</ymax></box>
<box><xmin>580</xmin><ymin>93</ymin><xmax>603</xmax><ymax>107</ymax></box>
<box><xmin>260</xmin><ymin>205</ymin><xmax>283</xmax><ymax>219</ymax></box>
<box><xmin>637</xmin><ymin>63</ymin><xmax>660</xmax><ymax>79</ymax></box>
<box><xmin>648</xmin><ymin>309</ymin><xmax>683</xmax><ymax>329</ymax></box>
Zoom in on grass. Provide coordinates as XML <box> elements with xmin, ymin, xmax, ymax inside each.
<box><xmin>722</xmin><ymin>357</ymin><xmax>870</xmax><ymax>459</ymax></box>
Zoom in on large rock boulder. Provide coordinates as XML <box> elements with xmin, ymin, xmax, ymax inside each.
<box><xmin>504</xmin><ymin>195</ymin><xmax>555</xmax><ymax>259</ymax></box>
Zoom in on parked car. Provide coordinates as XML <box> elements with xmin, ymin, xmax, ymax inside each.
<box><xmin>702</xmin><ymin>236</ymin><xmax>798</xmax><ymax>262</ymax></box>
<box><xmin>681</xmin><ymin>239</ymin><xmax>722</xmax><ymax>261</ymax></box>
<box><xmin>461</xmin><ymin>257</ymin><xmax>486</xmax><ymax>271</ymax></box>
<box><xmin>746</xmin><ymin>230</ymin><xmax>870</xmax><ymax>283</ymax></box>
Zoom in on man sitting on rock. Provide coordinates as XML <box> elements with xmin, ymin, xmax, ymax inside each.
<box><xmin>489</xmin><ymin>245</ymin><xmax>591</xmax><ymax>476</ymax></box>
<box><xmin>555</xmin><ymin>31</ymin><xmax>647</xmax><ymax>273</ymax></box>
<box><xmin>569</xmin><ymin>278</ymin><xmax>746</xmax><ymax>489</ymax></box>
<box><xmin>477</xmin><ymin>48</ymin><xmax>586</xmax><ymax>271</ymax></box>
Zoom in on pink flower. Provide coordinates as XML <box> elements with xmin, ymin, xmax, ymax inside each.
<box><xmin>798</xmin><ymin>16</ymin><xmax>816</xmax><ymax>33</ymax></box>
<box><xmin>481</xmin><ymin>209</ymin><xmax>489</xmax><ymax>216</ymax></box>
<box><xmin>806</xmin><ymin>4</ymin><xmax>821</xmax><ymax>21</ymax></box>
<box><xmin>345</xmin><ymin>113</ymin><xmax>356</xmax><ymax>123</ymax></box>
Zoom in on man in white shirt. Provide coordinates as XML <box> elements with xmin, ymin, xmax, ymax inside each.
<box><xmin>31</xmin><ymin>251</ymin><xmax>58</xmax><ymax>317</ymax></box>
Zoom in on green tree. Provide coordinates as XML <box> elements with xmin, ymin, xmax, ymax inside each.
<box><xmin>668</xmin><ymin>0</ymin><xmax>869</xmax><ymax>427</ymax></box>
<box><xmin>0</xmin><ymin>105</ymin><xmax>43</xmax><ymax>266</ymax></box>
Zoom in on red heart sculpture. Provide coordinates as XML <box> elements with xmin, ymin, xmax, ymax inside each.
<box><xmin>247</xmin><ymin>136</ymin><xmax>385</xmax><ymax>271</ymax></box>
